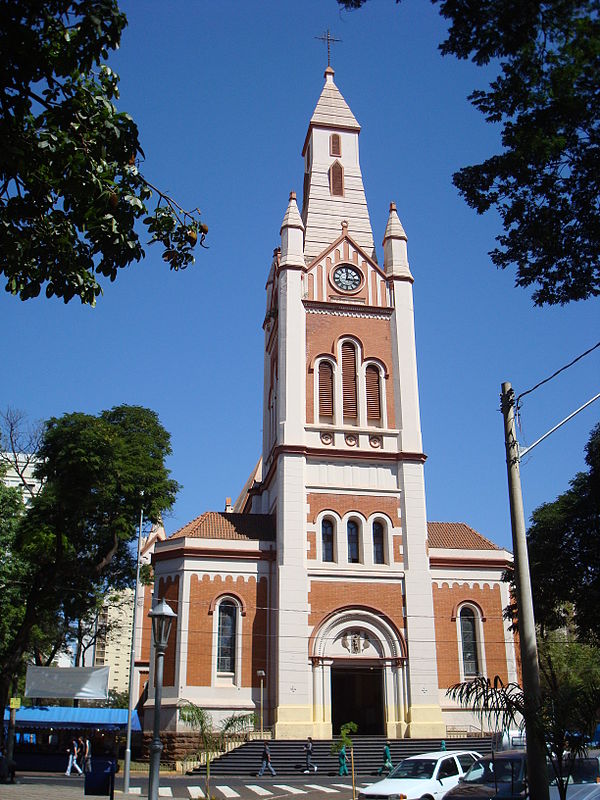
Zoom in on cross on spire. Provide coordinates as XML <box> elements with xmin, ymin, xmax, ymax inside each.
<box><xmin>315</xmin><ymin>29</ymin><xmax>342</xmax><ymax>68</ymax></box>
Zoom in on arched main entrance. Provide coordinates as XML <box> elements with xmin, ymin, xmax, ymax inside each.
<box><xmin>310</xmin><ymin>608</ymin><xmax>408</xmax><ymax>738</ymax></box>
<box><xmin>331</xmin><ymin>664</ymin><xmax>385</xmax><ymax>735</ymax></box>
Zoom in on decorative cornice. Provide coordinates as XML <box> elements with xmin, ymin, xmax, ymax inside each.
<box><xmin>153</xmin><ymin>547</ymin><xmax>276</xmax><ymax>564</ymax></box>
<box><xmin>254</xmin><ymin>444</ymin><xmax>427</xmax><ymax>498</ymax></box>
<box><xmin>429</xmin><ymin>556</ymin><xmax>511</xmax><ymax>570</ymax></box>
<box><xmin>304</xmin><ymin>299</ymin><xmax>392</xmax><ymax>319</ymax></box>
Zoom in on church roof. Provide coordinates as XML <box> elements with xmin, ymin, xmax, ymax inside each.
<box><xmin>309</xmin><ymin>66</ymin><xmax>361</xmax><ymax>133</ymax></box>
<box><xmin>170</xmin><ymin>511</ymin><xmax>275</xmax><ymax>542</ymax></box>
<box><xmin>427</xmin><ymin>521</ymin><xmax>501</xmax><ymax>551</ymax></box>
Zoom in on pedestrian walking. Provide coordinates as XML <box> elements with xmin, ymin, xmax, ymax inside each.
<box><xmin>338</xmin><ymin>744</ymin><xmax>349</xmax><ymax>776</ymax></box>
<box><xmin>258</xmin><ymin>741</ymin><xmax>276</xmax><ymax>777</ymax></box>
<box><xmin>303</xmin><ymin>736</ymin><xmax>317</xmax><ymax>773</ymax></box>
<box><xmin>378</xmin><ymin>741</ymin><xmax>393</xmax><ymax>775</ymax></box>
<box><xmin>83</xmin><ymin>736</ymin><xmax>92</xmax><ymax>773</ymax></box>
<box><xmin>77</xmin><ymin>737</ymin><xmax>86</xmax><ymax>772</ymax></box>
<box><xmin>65</xmin><ymin>738</ymin><xmax>83</xmax><ymax>775</ymax></box>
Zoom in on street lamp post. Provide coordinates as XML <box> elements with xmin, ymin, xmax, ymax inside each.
<box><xmin>257</xmin><ymin>670</ymin><xmax>265</xmax><ymax>737</ymax></box>
<box><xmin>147</xmin><ymin>599</ymin><xmax>177</xmax><ymax>800</ymax></box>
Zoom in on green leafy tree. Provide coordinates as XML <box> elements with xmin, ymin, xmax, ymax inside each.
<box><xmin>526</xmin><ymin>423</ymin><xmax>600</xmax><ymax>637</ymax></box>
<box><xmin>0</xmin><ymin>404</ymin><xmax>179</xmax><ymax>738</ymax></box>
<box><xmin>331</xmin><ymin>721</ymin><xmax>358</xmax><ymax>800</ymax></box>
<box><xmin>338</xmin><ymin>0</ymin><xmax>600</xmax><ymax>305</ymax></box>
<box><xmin>0</xmin><ymin>0</ymin><xmax>207</xmax><ymax>306</ymax></box>
<box><xmin>447</xmin><ymin>636</ymin><xmax>600</xmax><ymax>800</ymax></box>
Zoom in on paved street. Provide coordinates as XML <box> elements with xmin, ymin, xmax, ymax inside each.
<box><xmin>0</xmin><ymin>774</ymin><xmax>364</xmax><ymax>800</ymax></box>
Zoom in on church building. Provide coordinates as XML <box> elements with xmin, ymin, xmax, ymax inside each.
<box><xmin>143</xmin><ymin>67</ymin><xmax>517</xmax><ymax>740</ymax></box>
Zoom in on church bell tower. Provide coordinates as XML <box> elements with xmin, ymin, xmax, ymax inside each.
<box><xmin>254</xmin><ymin>67</ymin><xmax>445</xmax><ymax>739</ymax></box>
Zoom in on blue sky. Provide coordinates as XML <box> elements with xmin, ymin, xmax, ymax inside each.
<box><xmin>2</xmin><ymin>1</ymin><xmax>598</xmax><ymax>550</ymax></box>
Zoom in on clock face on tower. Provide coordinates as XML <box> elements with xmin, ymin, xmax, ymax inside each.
<box><xmin>332</xmin><ymin>265</ymin><xmax>362</xmax><ymax>292</ymax></box>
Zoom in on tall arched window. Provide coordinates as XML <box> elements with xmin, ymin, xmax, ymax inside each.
<box><xmin>329</xmin><ymin>161</ymin><xmax>344</xmax><ymax>196</ymax></box>
<box><xmin>318</xmin><ymin>361</ymin><xmax>334</xmax><ymax>420</ymax></box>
<box><xmin>341</xmin><ymin>342</ymin><xmax>358</xmax><ymax>421</ymax></box>
<box><xmin>347</xmin><ymin>520</ymin><xmax>360</xmax><ymax>563</ymax></box>
<box><xmin>460</xmin><ymin>607</ymin><xmax>480</xmax><ymax>677</ymax></box>
<box><xmin>322</xmin><ymin>519</ymin><xmax>334</xmax><ymax>562</ymax></box>
<box><xmin>217</xmin><ymin>601</ymin><xmax>237</xmax><ymax>674</ymax></box>
<box><xmin>373</xmin><ymin>521</ymin><xmax>385</xmax><ymax>564</ymax></box>
<box><xmin>366</xmin><ymin>364</ymin><xmax>382</xmax><ymax>424</ymax></box>
<box><xmin>330</xmin><ymin>133</ymin><xmax>341</xmax><ymax>157</ymax></box>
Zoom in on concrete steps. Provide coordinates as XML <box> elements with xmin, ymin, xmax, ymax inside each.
<box><xmin>190</xmin><ymin>736</ymin><xmax>495</xmax><ymax>777</ymax></box>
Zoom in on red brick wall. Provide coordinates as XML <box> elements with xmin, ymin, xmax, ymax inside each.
<box><xmin>186</xmin><ymin>574</ymin><xmax>269</xmax><ymax>687</ymax></box>
<box><xmin>140</xmin><ymin>582</ymin><xmax>154</xmax><ymax>662</ymax></box>
<box><xmin>306</xmin><ymin>314</ymin><xmax>395</xmax><ymax>427</ymax></box>
<box><xmin>157</xmin><ymin>576</ymin><xmax>179</xmax><ymax>687</ymax></box>
<box><xmin>307</xmin><ymin>531</ymin><xmax>316</xmax><ymax>560</ymax></box>
<box><xmin>309</xmin><ymin>580</ymin><xmax>405</xmax><ymax>639</ymax></box>
<box><xmin>433</xmin><ymin>582</ymin><xmax>509</xmax><ymax>688</ymax></box>
<box><xmin>307</xmin><ymin>493</ymin><xmax>400</xmax><ymax>524</ymax></box>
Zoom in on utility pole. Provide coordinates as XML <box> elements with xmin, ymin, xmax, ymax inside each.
<box><xmin>123</xmin><ymin>505</ymin><xmax>144</xmax><ymax>795</ymax></box>
<box><xmin>500</xmin><ymin>382</ymin><xmax>549</xmax><ymax>800</ymax></box>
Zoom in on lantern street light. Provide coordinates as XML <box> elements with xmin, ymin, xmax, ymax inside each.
<box><xmin>147</xmin><ymin>599</ymin><xmax>177</xmax><ymax>800</ymax></box>
<box><xmin>257</xmin><ymin>670</ymin><xmax>266</xmax><ymax>738</ymax></box>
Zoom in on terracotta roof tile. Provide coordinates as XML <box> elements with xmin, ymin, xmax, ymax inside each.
<box><xmin>170</xmin><ymin>512</ymin><xmax>275</xmax><ymax>542</ymax></box>
<box><xmin>427</xmin><ymin>521</ymin><xmax>500</xmax><ymax>551</ymax></box>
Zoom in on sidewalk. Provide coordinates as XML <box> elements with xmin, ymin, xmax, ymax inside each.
<box><xmin>0</xmin><ymin>784</ymin><xmax>139</xmax><ymax>799</ymax></box>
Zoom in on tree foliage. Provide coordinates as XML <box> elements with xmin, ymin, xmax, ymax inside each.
<box><xmin>337</xmin><ymin>0</ymin><xmax>600</xmax><ymax>305</ymax></box>
<box><xmin>0</xmin><ymin>404</ymin><xmax>179</xmax><ymax>739</ymax></box>
<box><xmin>0</xmin><ymin>0</ymin><xmax>207</xmax><ymax>306</ymax></box>
<box><xmin>526</xmin><ymin>422</ymin><xmax>600</xmax><ymax>638</ymax></box>
<box><xmin>448</xmin><ymin>636</ymin><xmax>600</xmax><ymax>800</ymax></box>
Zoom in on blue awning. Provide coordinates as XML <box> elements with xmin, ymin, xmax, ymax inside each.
<box><xmin>4</xmin><ymin>706</ymin><xmax>141</xmax><ymax>731</ymax></box>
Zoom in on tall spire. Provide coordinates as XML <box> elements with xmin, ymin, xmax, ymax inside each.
<box><xmin>301</xmin><ymin>70</ymin><xmax>375</xmax><ymax>263</ymax></box>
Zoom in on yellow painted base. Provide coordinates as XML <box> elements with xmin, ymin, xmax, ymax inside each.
<box><xmin>387</xmin><ymin>720</ymin><xmax>408</xmax><ymax>738</ymax></box>
<box><xmin>405</xmin><ymin>704</ymin><xmax>446</xmax><ymax>738</ymax></box>
<box><xmin>274</xmin><ymin>705</ymin><xmax>315</xmax><ymax>739</ymax></box>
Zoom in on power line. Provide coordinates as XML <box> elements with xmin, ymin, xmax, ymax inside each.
<box><xmin>515</xmin><ymin>340</ymin><xmax>600</xmax><ymax>410</ymax></box>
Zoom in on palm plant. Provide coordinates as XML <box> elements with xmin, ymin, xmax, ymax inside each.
<box><xmin>179</xmin><ymin>702</ymin><xmax>255</xmax><ymax>799</ymax></box>
<box><xmin>447</xmin><ymin>639</ymin><xmax>600</xmax><ymax>800</ymax></box>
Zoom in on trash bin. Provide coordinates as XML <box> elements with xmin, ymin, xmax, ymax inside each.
<box><xmin>84</xmin><ymin>759</ymin><xmax>116</xmax><ymax>799</ymax></box>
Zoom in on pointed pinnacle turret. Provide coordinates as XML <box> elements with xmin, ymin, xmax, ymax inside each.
<box><xmin>280</xmin><ymin>191</ymin><xmax>305</xmax><ymax>267</ymax></box>
<box><xmin>383</xmin><ymin>202</ymin><xmax>412</xmax><ymax>279</ymax></box>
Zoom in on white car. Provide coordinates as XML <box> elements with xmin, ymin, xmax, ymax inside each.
<box><xmin>358</xmin><ymin>749</ymin><xmax>482</xmax><ymax>800</ymax></box>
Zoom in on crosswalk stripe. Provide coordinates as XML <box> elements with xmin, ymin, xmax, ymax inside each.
<box><xmin>158</xmin><ymin>789</ymin><xmax>174</xmax><ymax>797</ymax></box>
<box><xmin>215</xmin><ymin>786</ymin><xmax>241</xmax><ymax>798</ymax></box>
<box><xmin>304</xmin><ymin>784</ymin><xmax>339</xmax><ymax>793</ymax></box>
<box><xmin>126</xmin><ymin>789</ymin><xmax>142</xmax><ymax>795</ymax></box>
<box><xmin>332</xmin><ymin>784</ymin><xmax>353</xmax><ymax>789</ymax></box>
<box><xmin>273</xmin><ymin>785</ymin><xmax>306</xmax><ymax>794</ymax></box>
<box><xmin>246</xmin><ymin>784</ymin><xmax>273</xmax><ymax>796</ymax></box>
<box><xmin>188</xmin><ymin>787</ymin><xmax>206</xmax><ymax>799</ymax></box>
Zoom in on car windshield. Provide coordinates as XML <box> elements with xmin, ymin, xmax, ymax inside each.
<box><xmin>388</xmin><ymin>759</ymin><xmax>437</xmax><ymax>779</ymax></box>
<box><xmin>463</xmin><ymin>757</ymin><xmax>524</xmax><ymax>785</ymax></box>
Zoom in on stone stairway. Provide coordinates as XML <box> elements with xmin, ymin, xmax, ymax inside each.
<box><xmin>190</xmin><ymin>736</ymin><xmax>495</xmax><ymax>777</ymax></box>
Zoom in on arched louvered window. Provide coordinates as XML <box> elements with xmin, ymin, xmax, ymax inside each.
<box><xmin>217</xmin><ymin>601</ymin><xmax>237</xmax><ymax>674</ymax></box>
<box><xmin>330</xmin><ymin>133</ymin><xmax>341</xmax><ymax>157</ymax></box>
<box><xmin>322</xmin><ymin>519</ymin><xmax>334</xmax><ymax>562</ymax></box>
<box><xmin>460</xmin><ymin>607</ymin><xmax>480</xmax><ymax>677</ymax></box>
<box><xmin>373</xmin><ymin>521</ymin><xmax>385</xmax><ymax>564</ymax></box>
<box><xmin>341</xmin><ymin>342</ymin><xmax>357</xmax><ymax>420</ymax></box>
<box><xmin>366</xmin><ymin>365</ymin><xmax>382</xmax><ymax>423</ymax></box>
<box><xmin>318</xmin><ymin>361</ymin><xmax>334</xmax><ymax>419</ymax></box>
<box><xmin>347</xmin><ymin>520</ymin><xmax>360</xmax><ymax>563</ymax></box>
<box><xmin>330</xmin><ymin>161</ymin><xmax>344</xmax><ymax>196</ymax></box>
